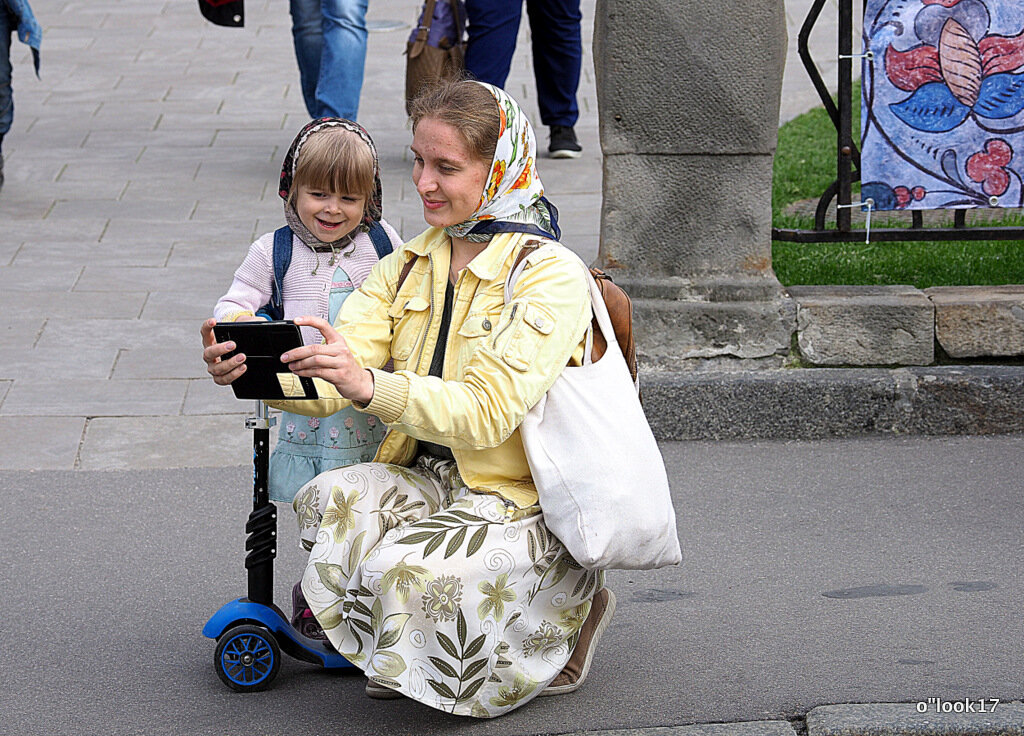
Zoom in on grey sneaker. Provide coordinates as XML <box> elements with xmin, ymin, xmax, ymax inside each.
<box><xmin>549</xmin><ymin>125</ymin><xmax>582</xmax><ymax>159</ymax></box>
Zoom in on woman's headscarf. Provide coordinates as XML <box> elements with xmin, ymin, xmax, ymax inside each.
<box><xmin>443</xmin><ymin>83</ymin><xmax>561</xmax><ymax>243</ymax></box>
<box><xmin>277</xmin><ymin>117</ymin><xmax>384</xmax><ymax>254</ymax></box>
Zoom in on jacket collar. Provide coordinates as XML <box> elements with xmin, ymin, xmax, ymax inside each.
<box><xmin>404</xmin><ymin>229</ymin><xmax>535</xmax><ymax>282</ymax></box>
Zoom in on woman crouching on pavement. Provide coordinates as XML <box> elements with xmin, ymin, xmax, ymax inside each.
<box><xmin>201</xmin><ymin>79</ymin><xmax>615</xmax><ymax>717</ymax></box>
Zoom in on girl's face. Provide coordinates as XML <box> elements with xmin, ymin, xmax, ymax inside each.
<box><xmin>294</xmin><ymin>185</ymin><xmax>366</xmax><ymax>243</ymax></box>
<box><xmin>411</xmin><ymin>117</ymin><xmax>490</xmax><ymax>229</ymax></box>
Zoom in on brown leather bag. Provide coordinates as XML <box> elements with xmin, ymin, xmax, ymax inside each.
<box><xmin>513</xmin><ymin>244</ymin><xmax>638</xmax><ymax>383</ymax></box>
<box><xmin>393</xmin><ymin>243</ymin><xmax>639</xmax><ymax>383</ymax></box>
<box><xmin>404</xmin><ymin>0</ymin><xmax>466</xmax><ymax>115</ymax></box>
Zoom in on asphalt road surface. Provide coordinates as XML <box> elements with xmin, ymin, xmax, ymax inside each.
<box><xmin>2</xmin><ymin>435</ymin><xmax>1021</xmax><ymax>735</ymax></box>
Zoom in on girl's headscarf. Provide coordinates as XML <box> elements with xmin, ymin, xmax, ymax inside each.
<box><xmin>443</xmin><ymin>83</ymin><xmax>561</xmax><ymax>243</ymax></box>
<box><xmin>277</xmin><ymin>118</ymin><xmax>384</xmax><ymax>254</ymax></box>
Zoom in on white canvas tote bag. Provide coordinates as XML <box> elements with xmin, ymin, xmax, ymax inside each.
<box><xmin>506</xmin><ymin>253</ymin><xmax>682</xmax><ymax>570</ymax></box>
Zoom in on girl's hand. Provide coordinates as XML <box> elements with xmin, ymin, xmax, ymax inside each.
<box><xmin>200</xmin><ymin>318</ymin><xmax>247</xmax><ymax>385</ymax></box>
<box><xmin>284</xmin><ymin>316</ymin><xmax>375</xmax><ymax>405</ymax></box>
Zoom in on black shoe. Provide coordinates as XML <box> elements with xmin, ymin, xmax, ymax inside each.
<box><xmin>0</xmin><ymin>152</ymin><xmax>4</xmax><ymax>193</ymax></box>
<box><xmin>549</xmin><ymin>125</ymin><xmax>582</xmax><ymax>159</ymax></box>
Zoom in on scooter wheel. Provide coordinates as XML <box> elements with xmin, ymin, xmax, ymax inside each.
<box><xmin>215</xmin><ymin>624</ymin><xmax>281</xmax><ymax>692</ymax></box>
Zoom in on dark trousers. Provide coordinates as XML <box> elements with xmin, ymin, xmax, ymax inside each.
<box><xmin>464</xmin><ymin>0</ymin><xmax>582</xmax><ymax>128</ymax></box>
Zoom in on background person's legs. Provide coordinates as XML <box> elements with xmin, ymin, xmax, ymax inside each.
<box><xmin>0</xmin><ymin>8</ymin><xmax>12</xmax><ymax>189</ymax></box>
<box><xmin>289</xmin><ymin>0</ymin><xmax>322</xmax><ymax>118</ymax></box>
<box><xmin>464</xmin><ymin>0</ymin><xmax>522</xmax><ymax>89</ymax></box>
<box><xmin>526</xmin><ymin>0</ymin><xmax>582</xmax><ymax>157</ymax></box>
<box><xmin>315</xmin><ymin>0</ymin><xmax>367</xmax><ymax>120</ymax></box>
<box><xmin>525</xmin><ymin>0</ymin><xmax>581</xmax><ymax>128</ymax></box>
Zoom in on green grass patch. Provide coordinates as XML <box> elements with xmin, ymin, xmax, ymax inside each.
<box><xmin>771</xmin><ymin>81</ymin><xmax>1024</xmax><ymax>287</ymax></box>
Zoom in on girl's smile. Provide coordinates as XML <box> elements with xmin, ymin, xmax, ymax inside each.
<box><xmin>295</xmin><ymin>185</ymin><xmax>366</xmax><ymax>242</ymax></box>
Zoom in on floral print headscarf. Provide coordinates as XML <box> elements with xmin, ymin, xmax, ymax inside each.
<box><xmin>278</xmin><ymin>117</ymin><xmax>384</xmax><ymax>252</ymax></box>
<box><xmin>444</xmin><ymin>83</ymin><xmax>561</xmax><ymax>243</ymax></box>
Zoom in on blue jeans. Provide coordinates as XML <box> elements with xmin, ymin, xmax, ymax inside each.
<box><xmin>0</xmin><ymin>5</ymin><xmax>13</xmax><ymax>142</ymax></box>
<box><xmin>464</xmin><ymin>0</ymin><xmax>581</xmax><ymax>128</ymax></box>
<box><xmin>289</xmin><ymin>0</ymin><xmax>368</xmax><ymax>120</ymax></box>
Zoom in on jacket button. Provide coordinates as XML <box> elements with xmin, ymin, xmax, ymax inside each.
<box><xmin>535</xmin><ymin>318</ymin><xmax>545</xmax><ymax>329</ymax></box>
<box><xmin>482</xmin><ymin>319</ymin><xmax>492</xmax><ymax>330</ymax></box>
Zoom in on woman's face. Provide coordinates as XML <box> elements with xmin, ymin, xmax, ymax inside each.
<box><xmin>411</xmin><ymin>117</ymin><xmax>490</xmax><ymax>229</ymax></box>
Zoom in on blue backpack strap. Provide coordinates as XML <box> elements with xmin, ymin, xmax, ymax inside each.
<box><xmin>256</xmin><ymin>226</ymin><xmax>293</xmax><ymax>321</ymax></box>
<box><xmin>367</xmin><ymin>220</ymin><xmax>394</xmax><ymax>260</ymax></box>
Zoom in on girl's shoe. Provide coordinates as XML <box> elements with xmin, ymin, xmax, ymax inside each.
<box><xmin>538</xmin><ymin>588</ymin><xmax>616</xmax><ymax>696</ymax></box>
<box><xmin>291</xmin><ymin>582</ymin><xmax>328</xmax><ymax>641</ymax></box>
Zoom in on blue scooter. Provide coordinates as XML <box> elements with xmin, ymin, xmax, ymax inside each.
<box><xmin>203</xmin><ymin>401</ymin><xmax>355</xmax><ymax>691</ymax></box>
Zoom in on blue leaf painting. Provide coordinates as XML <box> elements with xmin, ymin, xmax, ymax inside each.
<box><xmin>889</xmin><ymin>82</ymin><xmax>972</xmax><ymax>132</ymax></box>
<box><xmin>860</xmin><ymin>182</ymin><xmax>898</xmax><ymax>210</ymax></box>
<box><xmin>973</xmin><ymin>73</ymin><xmax>1024</xmax><ymax>119</ymax></box>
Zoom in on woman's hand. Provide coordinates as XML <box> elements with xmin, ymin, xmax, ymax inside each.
<box><xmin>201</xmin><ymin>318</ymin><xmax>248</xmax><ymax>385</ymax></box>
<box><xmin>285</xmin><ymin>316</ymin><xmax>375</xmax><ymax>405</ymax></box>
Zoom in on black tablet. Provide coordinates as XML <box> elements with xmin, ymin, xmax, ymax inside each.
<box><xmin>213</xmin><ymin>320</ymin><xmax>320</xmax><ymax>401</ymax></box>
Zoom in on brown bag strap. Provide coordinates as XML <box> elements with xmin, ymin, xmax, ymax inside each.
<box><xmin>447</xmin><ymin>0</ymin><xmax>466</xmax><ymax>48</ymax></box>
<box><xmin>410</xmin><ymin>0</ymin><xmax>439</xmax><ymax>56</ymax></box>
<box><xmin>395</xmin><ymin>256</ymin><xmax>417</xmax><ymax>296</ymax></box>
<box><xmin>511</xmin><ymin>240</ymin><xmax>638</xmax><ymax>383</ymax></box>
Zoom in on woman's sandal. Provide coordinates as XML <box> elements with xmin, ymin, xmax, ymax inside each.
<box><xmin>365</xmin><ymin>679</ymin><xmax>404</xmax><ymax>699</ymax></box>
<box><xmin>538</xmin><ymin>588</ymin><xmax>616</xmax><ymax>697</ymax></box>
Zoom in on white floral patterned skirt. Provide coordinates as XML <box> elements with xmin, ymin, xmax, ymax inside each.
<box><xmin>291</xmin><ymin>456</ymin><xmax>603</xmax><ymax>718</ymax></box>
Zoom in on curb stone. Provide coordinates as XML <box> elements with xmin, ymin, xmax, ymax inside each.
<box><xmin>557</xmin><ymin>722</ymin><xmax>798</xmax><ymax>736</ymax></box>
<box><xmin>807</xmin><ymin>702</ymin><xmax>1024</xmax><ymax>736</ymax></box>
<box><xmin>642</xmin><ymin>366</ymin><xmax>1024</xmax><ymax>440</ymax></box>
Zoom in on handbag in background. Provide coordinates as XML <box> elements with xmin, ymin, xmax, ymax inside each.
<box><xmin>506</xmin><ymin>248</ymin><xmax>682</xmax><ymax>571</ymax></box>
<box><xmin>404</xmin><ymin>0</ymin><xmax>467</xmax><ymax>115</ymax></box>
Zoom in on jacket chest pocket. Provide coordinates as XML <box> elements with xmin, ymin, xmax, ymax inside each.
<box><xmin>388</xmin><ymin>296</ymin><xmax>431</xmax><ymax>365</ymax></box>
<box><xmin>500</xmin><ymin>302</ymin><xmax>556</xmax><ymax>371</ymax></box>
<box><xmin>454</xmin><ymin>311</ymin><xmax>497</xmax><ymax>366</ymax></box>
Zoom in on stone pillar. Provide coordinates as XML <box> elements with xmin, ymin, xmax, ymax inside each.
<box><xmin>594</xmin><ymin>0</ymin><xmax>794</xmax><ymax>368</ymax></box>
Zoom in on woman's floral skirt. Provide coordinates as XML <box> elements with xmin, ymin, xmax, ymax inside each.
<box><xmin>292</xmin><ymin>457</ymin><xmax>603</xmax><ymax>717</ymax></box>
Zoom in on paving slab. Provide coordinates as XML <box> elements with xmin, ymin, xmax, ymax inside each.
<box><xmin>13</xmin><ymin>240</ymin><xmax>172</xmax><ymax>268</ymax></box>
<box><xmin>34</xmin><ymin>318</ymin><xmax>204</xmax><ymax>353</ymax></box>
<box><xmin>0</xmin><ymin>379</ymin><xmax>187</xmax><ymax>417</ymax></box>
<box><xmin>74</xmin><ymin>265</ymin><xmax>231</xmax><ymax>293</ymax></box>
<box><xmin>0</xmin><ymin>290</ymin><xmax>148</xmax><ymax>320</ymax></box>
<box><xmin>141</xmin><ymin>288</ymin><xmax>226</xmax><ymax>321</ymax></box>
<box><xmin>182</xmin><ymin>377</ymin><xmax>254</xmax><ymax>417</ymax></box>
<box><xmin>113</xmin><ymin>347</ymin><xmax>210</xmax><ymax>380</ymax></box>
<box><xmin>0</xmin><ymin>265</ymin><xmax>83</xmax><ymax>292</ymax></box>
<box><xmin>0</xmin><ymin>318</ymin><xmax>45</xmax><ymax>349</ymax></box>
<box><xmin>807</xmin><ymin>702</ymin><xmax>1024</xmax><ymax>736</ymax></box>
<box><xmin>78</xmin><ymin>414</ymin><xmax>250</xmax><ymax>470</ymax></box>
<box><xmin>1</xmin><ymin>346</ymin><xmax>118</xmax><ymax>381</ymax></box>
<box><xmin>0</xmin><ymin>416</ymin><xmax>86</xmax><ymax>470</ymax></box>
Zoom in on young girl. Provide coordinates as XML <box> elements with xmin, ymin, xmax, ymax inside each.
<box><xmin>213</xmin><ymin>118</ymin><xmax>403</xmax><ymax>635</ymax></box>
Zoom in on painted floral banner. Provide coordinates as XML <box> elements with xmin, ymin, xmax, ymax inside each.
<box><xmin>861</xmin><ymin>0</ymin><xmax>1024</xmax><ymax>210</ymax></box>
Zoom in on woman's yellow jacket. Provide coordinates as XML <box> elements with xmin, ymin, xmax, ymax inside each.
<box><xmin>270</xmin><ymin>229</ymin><xmax>591</xmax><ymax>508</ymax></box>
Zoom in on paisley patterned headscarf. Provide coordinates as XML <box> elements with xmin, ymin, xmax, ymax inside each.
<box><xmin>444</xmin><ymin>83</ymin><xmax>561</xmax><ymax>243</ymax></box>
<box><xmin>277</xmin><ymin>118</ymin><xmax>384</xmax><ymax>254</ymax></box>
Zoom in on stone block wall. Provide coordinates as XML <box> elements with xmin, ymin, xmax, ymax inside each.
<box><xmin>786</xmin><ymin>285</ymin><xmax>1024</xmax><ymax>366</ymax></box>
